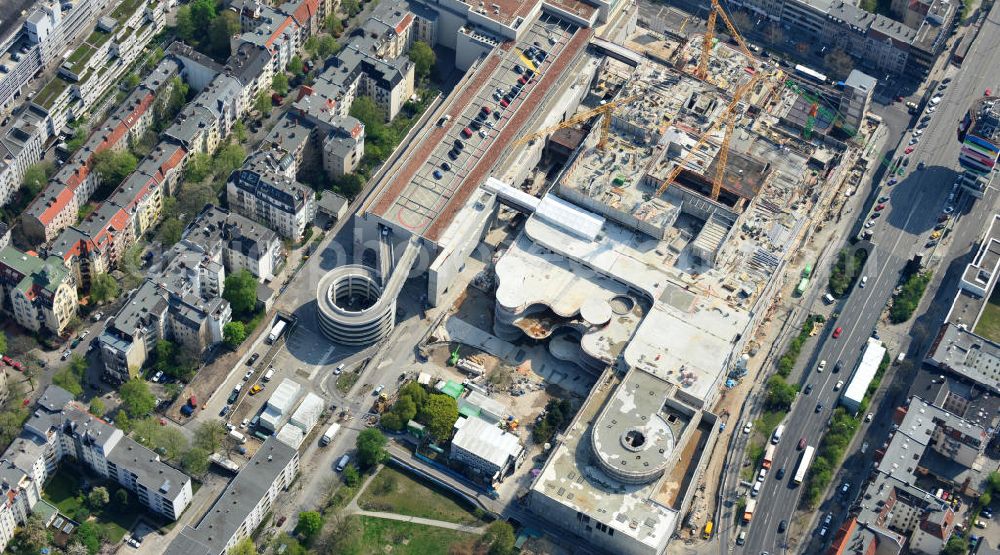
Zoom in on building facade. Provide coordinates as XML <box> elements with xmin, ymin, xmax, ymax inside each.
<box><xmin>0</xmin><ymin>246</ymin><xmax>77</xmax><ymax>335</ymax></box>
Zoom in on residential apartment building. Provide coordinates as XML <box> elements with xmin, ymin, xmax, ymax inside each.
<box><xmin>0</xmin><ymin>107</ymin><xmax>47</xmax><ymax>207</ymax></box>
<box><xmin>31</xmin><ymin>0</ymin><xmax>167</xmax><ymax>137</ymax></box>
<box><xmin>0</xmin><ymin>0</ymin><xmax>107</xmax><ymax>115</ymax></box>
<box><xmin>226</xmin><ymin>147</ymin><xmax>317</xmax><ymax>241</ymax></box>
<box><xmin>830</xmin><ymin>396</ymin><xmax>988</xmax><ymax>555</ymax></box>
<box><xmin>99</xmin><ymin>240</ymin><xmax>232</xmax><ymax>382</ymax></box>
<box><xmin>0</xmin><ymin>246</ymin><xmax>77</xmax><ymax>335</ymax></box>
<box><xmin>292</xmin><ymin>90</ymin><xmax>367</xmax><ymax>177</ymax></box>
<box><xmin>22</xmin><ymin>57</ymin><xmax>181</xmax><ymax>245</ymax></box>
<box><xmin>234</xmin><ymin>1</ymin><xmax>302</xmax><ymax>84</ymax></box>
<box><xmin>165</xmin><ymin>437</ymin><xmax>299</xmax><ymax>555</ymax></box>
<box><xmin>0</xmin><ymin>385</ymin><xmax>193</xmax><ymax>552</ymax></box>
<box><xmin>184</xmin><ymin>204</ymin><xmax>283</xmax><ymax>282</ymax></box>
<box><xmin>726</xmin><ymin>0</ymin><xmax>954</xmax><ymax>76</ymax></box>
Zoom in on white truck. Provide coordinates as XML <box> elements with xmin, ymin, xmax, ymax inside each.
<box><xmin>320</xmin><ymin>423</ymin><xmax>341</xmax><ymax>446</ymax></box>
<box><xmin>267</xmin><ymin>320</ymin><xmax>287</xmax><ymax>343</ymax></box>
<box><xmin>209</xmin><ymin>453</ymin><xmax>241</xmax><ymax>474</ymax></box>
<box><xmin>228</xmin><ymin>430</ymin><xmax>247</xmax><ymax>444</ymax></box>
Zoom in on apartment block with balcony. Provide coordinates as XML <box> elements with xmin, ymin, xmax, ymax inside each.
<box><xmin>0</xmin><ymin>246</ymin><xmax>77</xmax><ymax>335</ymax></box>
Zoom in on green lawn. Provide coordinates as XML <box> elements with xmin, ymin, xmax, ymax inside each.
<box><xmin>335</xmin><ymin>516</ymin><xmax>478</xmax><ymax>555</ymax></box>
<box><xmin>336</xmin><ymin>371</ymin><xmax>360</xmax><ymax>394</ymax></box>
<box><xmin>357</xmin><ymin>467</ymin><xmax>485</xmax><ymax>525</ymax></box>
<box><xmin>43</xmin><ymin>468</ymin><xmax>133</xmax><ymax>542</ymax></box>
<box><xmin>975</xmin><ymin>288</ymin><xmax>1000</xmax><ymax>342</ymax></box>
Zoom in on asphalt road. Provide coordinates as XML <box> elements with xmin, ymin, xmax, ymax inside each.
<box><xmin>737</xmin><ymin>5</ymin><xmax>1000</xmax><ymax>553</ymax></box>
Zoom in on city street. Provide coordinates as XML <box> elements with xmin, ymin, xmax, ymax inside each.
<box><xmin>735</xmin><ymin>2</ymin><xmax>1000</xmax><ymax>552</ymax></box>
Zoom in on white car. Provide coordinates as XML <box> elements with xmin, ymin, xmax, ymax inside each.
<box><xmin>92</xmin><ymin>311</ymin><xmax>104</xmax><ymax>322</ymax></box>
<box><xmin>865</xmin><ymin>413</ymin><xmax>873</xmax><ymax>422</ymax></box>
<box><xmin>834</xmin><ymin>380</ymin><xmax>844</xmax><ymax>391</ymax></box>
<box><xmin>243</xmin><ymin>370</ymin><xmax>253</xmax><ymax>381</ymax></box>
<box><xmin>818</xmin><ymin>360</ymin><xmax>827</xmax><ymax>372</ymax></box>
<box><xmin>860</xmin><ymin>276</ymin><xmax>868</xmax><ymax>288</ymax></box>
<box><xmin>334</xmin><ymin>363</ymin><xmax>345</xmax><ymax>375</ymax></box>
<box><xmin>743</xmin><ymin>422</ymin><xmax>753</xmax><ymax>434</ymax></box>
<box><xmin>152</xmin><ymin>371</ymin><xmax>163</xmax><ymax>382</ymax></box>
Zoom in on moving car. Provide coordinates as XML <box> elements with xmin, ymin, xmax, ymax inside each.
<box><xmin>815</xmin><ymin>402</ymin><xmax>824</xmax><ymax>413</ymax></box>
<box><xmin>832</xmin><ymin>327</ymin><xmax>843</xmax><ymax>339</ymax></box>
<box><xmin>778</xmin><ymin>520</ymin><xmax>787</xmax><ymax>533</ymax></box>
<box><xmin>804</xmin><ymin>384</ymin><xmax>813</xmax><ymax>395</ymax></box>
<box><xmin>818</xmin><ymin>360</ymin><xmax>826</xmax><ymax>372</ymax></box>
<box><xmin>860</xmin><ymin>276</ymin><xmax>868</xmax><ymax>288</ymax></box>
<box><xmin>834</xmin><ymin>380</ymin><xmax>844</xmax><ymax>391</ymax></box>
<box><xmin>798</xmin><ymin>437</ymin><xmax>807</xmax><ymax>449</ymax></box>
<box><xmin>833</xmin><ymin>361</ymin><xmax>843</xmax><ymax>373</ymax></box>
<box><xmin>775</xmin><ymin>468</ymin><xmax>785</xmax><ymax>480</ymax></box>
<box><xmin>865</xmin><ymin>413</ymin><xmax>873</xmax><ymax>422</ymax></box>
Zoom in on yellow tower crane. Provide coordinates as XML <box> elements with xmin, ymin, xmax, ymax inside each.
<box><xmin>697</xmin><ymin>0</ymin><xmax>757</xmax><ymax>81</ymax></box>
<box><xmin>654</xmin><ymin>70</ymin><xmax>776</xmax><ymax>200</ymax></box>
<box><xmin>512</xmin><ymin>94</ymin><xmax>641</xmax><ymax>151</ymax></box>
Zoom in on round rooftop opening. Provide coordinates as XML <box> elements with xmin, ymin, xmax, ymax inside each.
<box><xmin>609</xmin><ymin>295</ymin><xmax>635</xmax><ymax>315</ymax></box>
<box><xmin>621</xmin><ymin>427</ymin><xmax>647</xmax><ymax>452</ymax></box>
<box><xmin>330</xmin><ymin>274</ymin><xmax>382</xmax><ymax>312</ymax></box>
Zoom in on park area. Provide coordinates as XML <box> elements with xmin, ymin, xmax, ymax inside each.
<box><xmin>357</xmin><ymin>466</ymin><xmax>486</xmax><ymax>525</ymax></box>
<box><xmin>334</xmin><ymin>516</ymin><xmax>479</xmax><ymax>555</ymax></box>
<box><xmin>43</xmin><ymin>467</ymin><xmax>135</xmax><ymax>543</ymax></box>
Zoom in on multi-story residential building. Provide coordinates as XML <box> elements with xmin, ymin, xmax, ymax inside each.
<box><xmin>22</xmin><ymin>57</ymin><xmax>181</xmax><ymax>244</ymax></box>
<box><xmin>234</xmin><ymin>1</ymin><xmax>302</xmax><ymax>84</ymax></box>
<box><xmin>0</xmin><ymin>0</ymin><xmax>107</xmax><ymax>115</ymax></box>
<box><xmin>0</xmin><ymin>385</ymin><xmax>193</xmax><ymax>552</ymax></box>
<box><xmin>226</xmin><ymin>147</ymin><xmax>316</xmax><ymax>241</ymax></box>
<box><xmin>0</xmin><ymin>246</ymin><xmax>77</xmax><ymax>335</ymax></box>
<box><xmin>726</xmin><ymin>0</ymin><xmax>954</xmax><ymax>76</ymax></box>
<box><xmin>0</xmin><ymin>107</ymin><xmax>47</xmax><ymax>207</ymax></box>
<box><xmin>165</xmin><ymin>437</ymin><xmax>299</xmax><ymax>555</ymax></box>
<box><xmin>99</xmin><ymin>239</ymin><xmax>232</xmax><ymax>382</ymax></box>
<box><xmin>184</xmin><ymin>205</ymin><xmax>283</xmax><ymax>282</ymax></box>
<box><xmin>31</xmin><ymin>0</ymin><xmax>167</xmax><ymax>138</ymax></box>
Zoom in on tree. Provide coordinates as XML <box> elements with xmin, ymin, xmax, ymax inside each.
<box><xmin>21</xmin><ymin>161</ymin><xmax>54</xmax><ymax>198</ymax></box>
<box><xmin>195</xmin><ymin>420</ymin><xmax>228</xmax><ymax>451</ymax></box>
<box><xmin>942</xmin><ymin>536</ymin><xmax>969</xmax><ymax>555</ymax></box>
<box><xmin>979</xmin><ymin>491</ymin><xmax>993</xmax><ymax>509</ymax></box>
<box><xmin>224</xmin><ymin>269</ymin><xmax>258</xmax><ymax>317</ymax></box>
<box><xmin>356</xmin><ymin>428</ymin><xmax>388</xmax><ymax>470</ymax></box>
<box><xmin>115</xmin><ymin>488</ymin><xmax>129</xmax><ymax>506</ymax></box>
<box><xmin>92</xmin><ymin>150</ymin><xmax>138</xmax><ymax>191</ymax></box>
<box><xmin>304</xmin><ymin>36</ymin><xmax>319</xmax><ymax>58</ymax></box>
<box><xmin>343</xmin><ymin>0</ymin><xmax>362</xmax><ymax>16</ymax></box>
<box><xmin>189</xmin><ymin>0</ymin><xmax>217</xmax><ymax>37</ymax></box>
<box><xmin>766</xmin><ymin>375</ymin><xmax>798</xmax><ymax>410</ymax></box>
<box><xmin>89</xmin><ymin>397</ymin><xmax>105</xmax><ymax>416</ymax></box>
<box><xmin>156</xmin><ymin>427</ymin><xmax>189</xmax><ymax>460</ymax></box>
<box><xmin>175</xmin><ymin>5</ymin><xmax>195</xmax><ymax>42</ymax></box>
<box><xmin>182</xmin><ymin>447</ymin><xmax>210</xmax><ymax>475</ymax></box>
<box><xmin>381</xmin><ymin>396</ymin><xmax>416</xmax><ymax>431</ymax></box>
<box><xmin>233</xmin><ymin>120</ymin><xmax>248</xmax><ymax>143</ymax></box>
<box><xmin>295</xmin><ymin>511</ymin><xmax>323</xmax><ymax>540</ymax></box>
<box><xmin>87</xmin><ymin>486</ymin><xmax>109</xmax><ymax>509</ymax></box>
<box><xmin>214</xmin><ymin>142</ymin><xmax>246</xmax><ymax>175</ymax></box>
<box><xmin>350</xmin><ymin>95</ymin><xmax>386</xmax><ymax>127</ymax></box>
<box><xmin>90</xmin><ymin>272</ymin><xmax>120</xmax><ymax>303</ymax></box>
<box><xmin>481</xmin><ymin>521</ymin><xmax>516</xmax><ymax>555</ymax></box>
<box><xmin>824</xmin><ymin>48</ymin><xmax>855</xmax><ymax>80</ymax></box>
<box><xmin>342</xmin><ymin>463</ymin><xmax>361</xmax><ymax>487</ymax></box>
<box><xmin>409</xmin><ymin>41</ymin><xmax>435</xmax><ymax>81</ymax></box>
<box><xmin>326</xmin><ymin>15</ymin><xmax>344</xmax><ymax>35</ymax></box>
<box><xmin>53</xmin><ymin>368</ymin><xmax>83</xmax><ymax>397</ymax></box>
<box><xmin>419</xmin><ymin>394</ymin><xmax>459</xmax><ymax>441</ymax></box>
<box><xmin>860</xmin><ymin>0</ymin><xmax>877</xmax><ymax>12</ymax></box>
<box><xmin>333</xmin><ymin>172</ymin><xmax>366</xmax><ymax>198</ymax></box>
<box><xmin>272</xmin><ymin>73</ymin><xmax>290</xmax><ymax>96</ymax></box>
<box><xmin>119</xmin><ymin>378</ymin><xmax>156</xmax><ymax>417</ymax></box>
<box><xmin>254</xmin><ymin>91</ymin><xmax>272</xmax><ymax>117</ymax></box>
<box><xmin>185</xmin><ymin>152</ymin><xmax>213</xmax><ymax>183</ymax></box>
<box><xmin>223</xmin><ymin>322</ymin><xmax>247</xmax><ymax>349</ymax></box>
<box><xmin>318</xmin><ymin>35</ymin><xmax>340</xmax><ymax>58</ymax></box>
<box><xmin>209</xmin><ymin>12</ymin><xmax>240</xmax><ymax>60</ymax></box>
<box><xmin>0</xmin><ymin>330</ymin><xmax>7</xmax><ymax>358</ymax></box>
<box><xmin>18</xmin><ymin>513</ymin><xmax>47</xmax><ymax>552</ymax></box>
<box><xmin>74</xmin><ymin>521</ymin><xmax>100</xmax><ymax>554</ymax></box>
<box><xmin>287</xmin><ymin>56</ymin><xmax>305</xmax><ymax>76</ymax></box>
<box><xmin>159</xmin><ymin>217</ymin><xmax>184</xmax><ymax>246</ymax></box>
<box><xmin>229</xmin><ymin>538</ymin><xmax>256</xmax><ymax>555</ymax></box>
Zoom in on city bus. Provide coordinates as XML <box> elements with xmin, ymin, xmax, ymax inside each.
<box><xmin>793</xmin><ymin>445</ymin><xmax>815</xmax><ymax>485</ymax></box>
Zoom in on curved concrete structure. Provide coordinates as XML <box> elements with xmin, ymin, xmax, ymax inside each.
<box><xmin>316</xmin><ymin>237</ymin><xmax>422</xmax><ymax>346</ymax></box>
<box><xmin>316</xmin><ymin>265</ymin><xmax>395</xmax><ymax>345</ymax></box>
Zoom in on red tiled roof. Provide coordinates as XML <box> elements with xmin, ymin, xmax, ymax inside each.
<box><xmin>293</xmin><ymin>0</ymin><xmax>319</xmax><ymax>25</ymax></box>
<box><xmin>395</xmin><ymin>13</ymin><xmax>414</xmax><ymax>36</ymax></box>
<box><xmin>266</xmin><ymin>17</ymin><xmax>298</xmax><ymax>50</ymax></box>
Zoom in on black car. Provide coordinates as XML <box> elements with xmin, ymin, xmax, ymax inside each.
<box><xmin>815</xmin><ymin>403</ymin><xmax>823</xmax><ymax>413</ymax></box>
<box><xmin>778</xmin><ymin>520</ymin><xmax>787</xmax><ymax>533</ymax></box>
<box><xmin>441</xmin><ymin>162</ymin><xmax>451</xmax><ymax>171</ymax></box>
<box><xmin>453</xmin><ymin>139</ymin><xmax>464</xmax><ymax>150</ymax></box>
<box><xmin>513</xmin><ymin>63</ymin><xmax>524</xmax><ymax>73</ymax></box>
<box><xmin>227</xmin><ymin>390</ymin><xmax>239</xmax><ymax>404</ymax></box>
<box><xmin>470</xmin><ymin>119</ymin><xmax>483</xmax><ymax>131</ymax></box>
<box><xmin>833</xmin><ymin>361</ymin><xmax>843</xmax><ymax>373</ymax></box>
<box><xmin>220</xmin><ymin>405</ymin><xmax>231</xmax><ymax>417</ymax></box>
<box><xmin>448</xmin><ymin>149</ymin><xmax>459</xmax><ymax>160</ymax></box>
<box><xmin>804</xmin><ymin>384</ymin><xmax>813</xmax><ymax>395</ymax></box>
<box><xmin>245</xmin><ymin>353</ymin><xmax>259</xmax><ymax>366</ymax></box>
<box><xmin>775</xmin><ymin>468</ymin><xmax>785</xmax><ymax>480</ymax></box>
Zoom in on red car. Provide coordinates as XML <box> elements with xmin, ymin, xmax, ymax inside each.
<box><xmin>1</xmin><ymin>355</ymin><xmax>11</xmax><ymax>366</ymax></box>
<box><xmin>798</xmin><ymin>437</ymin><xmax>807</xmax><ymax>449</ymax></box>
<box><xmin>10</xmin><ymin>361</ymin><xmax>22</xmax><ymax>371</ymax></box>
<box><xmin>904</xmin><ymin>146</ymin><xmax>914</xmax><ymax>154</ymax></box>
<box><xmin>461</xmin><ymin>127</ymin><xmax>473</xmax><ymax>138</ymax></box>
<box><xmin>500</xmin><ymin>98</ymin><xmax>510</xmax><ymax>108</ymax></box>
<box><xmin>832</xmin><ymin>327</ymin><xmax>843</xmax><ymax>339</ymax></box>
<box><xmin>875</xmin><ymin>203</ymin><xmax>886</xmax><ymax>211</ymax></box>
<box><xmin>481</xmin><ymin>105</ymin><xmax>491</xmax><ymax>115</ymax></box>
<box><xmin>518</xmin><ymin>75</ymin><xmax>528</xmax><ymax>85</ymax></box>
<box><xmin>987</xmin><ymin>88</ymin><xmax>993</xmax><ymax>96</ymax></box>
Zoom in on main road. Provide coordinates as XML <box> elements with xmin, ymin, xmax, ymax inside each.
<box><xmin>737</xmin><ymin>4</ymin><xmax>1000</xmax><ymax>552</ymax></box>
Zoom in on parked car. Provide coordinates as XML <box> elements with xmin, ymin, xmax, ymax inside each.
<box><xmin>219</xmin><ymin>405</ymin><xmax>230</xmax><ymax>417</ymax></box>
